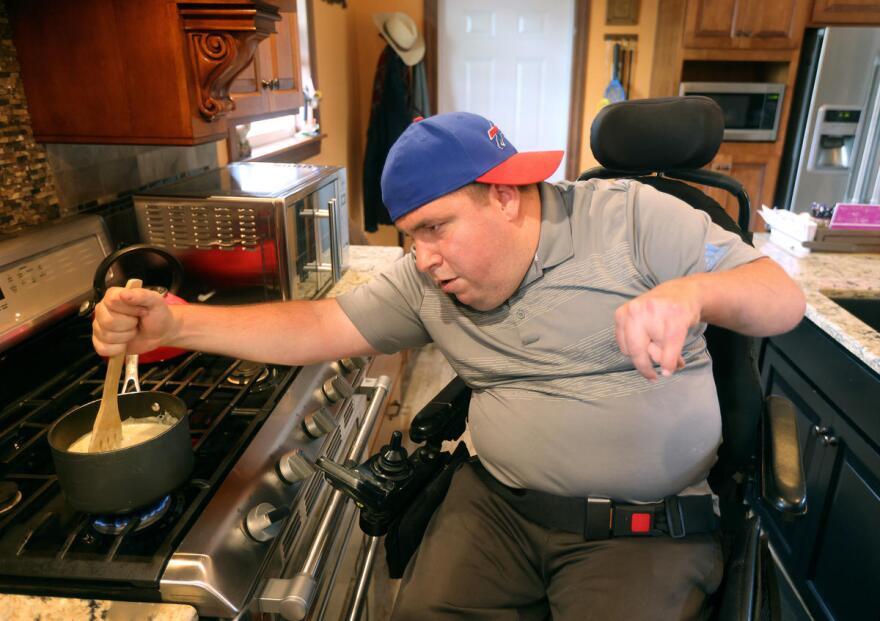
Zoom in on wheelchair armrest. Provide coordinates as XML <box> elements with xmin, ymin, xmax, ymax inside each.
<box><xmin>410</xmin><ymin>376</ymin><xmax>471</xmax><ymax>445</ymax></box>
<box><xmin>761</xmin><ymin>395</ymin><xmax>807</xmax><ymax>515</ymax></box>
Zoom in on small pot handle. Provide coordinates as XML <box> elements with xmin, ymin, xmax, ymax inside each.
<box><xmin>121</xmin><ymin>354</ymin><xmax>141</xmax><ymax>394</ymax></box>
<box><xmin>93</xmin><ymin>244</ymin><xmax>185</xmax><ymax>299</ymax></box>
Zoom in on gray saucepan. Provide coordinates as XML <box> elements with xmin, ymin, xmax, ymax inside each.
<box><xmin>48</xmin><ymin>391</ymin><xmax>193</xmax><ymax>514</ymax></box>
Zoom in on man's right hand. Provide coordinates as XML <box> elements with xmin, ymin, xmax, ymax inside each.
<box><xmin>92</xmin><ymin>287</ymin><xmax>178</xmax><ymax>357</ymax></box>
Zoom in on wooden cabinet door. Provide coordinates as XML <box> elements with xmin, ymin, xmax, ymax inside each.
<box><xmin>684</xmin><ymin>0</ymin><xmax>738</xmax><ymax>48</ymax></box>
<box><xmin>229</xmin><ymin>36</ymin><xmax>274</xmax><ymax>119</ymax></box>
<box><xmin>758</xmin><ymin>341</ymin><xmax>833</xmax><ymax>572</ymax></box>
<box><xmin>684</xmin><ymin>0</ymin><xmax>807</xmax><ymax>50</ymax></box>
<box><xmin>727</xmin><ymin>158</ymin><xmax>767</xmax><ymax>231</ymax></box>
<box><xmin>270</xmin><ymin>11</ymin><xmax>305</xmax><ymax>112</ymax></box>
<box><xmin>694</xmin><ymin>153</ymin><xmax>769</xmax><ymax>233</ymax></box>
<box><xmin>812</xmin><ymin>0</ymin><xmax>880</xmax><ymax>25</ymax></box>
<box><xmin>803</xmin><ymin>412</ymin><xmax>880</xmax><ymax>621</ymax></box>
<box><xmin>733</xmin><ymin>0</ymin><xmax>809</xmax><ymax>49</ymax></box>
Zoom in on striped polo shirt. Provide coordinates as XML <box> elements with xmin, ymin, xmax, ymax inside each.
<box><xmin>337</xmin><ymin>179</ymin><xmax>763</xmax><ymax>502</ymax></box>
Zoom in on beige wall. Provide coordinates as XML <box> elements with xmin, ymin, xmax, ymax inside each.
<box><xmin>578</xmin><ymin>0</ymin><xmax>659</xmax><ymax>172</ymax></box>
<box><xmin>304</xmin><ymin>0</ymin><xmax>422</xmax><ymax>246</ymax></box>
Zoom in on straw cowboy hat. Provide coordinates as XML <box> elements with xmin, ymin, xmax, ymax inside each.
<box><xmin>373</xmin><ymin>12</ymin><xmax>425</xmax><ymax>66</ymax></box>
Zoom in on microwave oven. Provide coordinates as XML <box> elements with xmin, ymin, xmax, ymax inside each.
<box><xmin>133</xmin><ymin>162</ymin><xmax>349</xmax><ymax>303</ymax></box>
<box><xmin>678</xmin><ymin>82</ymin><xmax>785</xmax><ymax>141</ymax></box>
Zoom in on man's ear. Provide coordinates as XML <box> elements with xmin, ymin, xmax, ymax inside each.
<box><xmin>489</xmin><ymin>184</ymin><xmax>521</xmax><ymax>221</ymax></box>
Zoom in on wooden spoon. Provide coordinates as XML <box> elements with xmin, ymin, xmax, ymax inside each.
<box><xmin>88</xmin><ymin>278</ymin><xmax>143</xmax><ymax>453</ymax></box>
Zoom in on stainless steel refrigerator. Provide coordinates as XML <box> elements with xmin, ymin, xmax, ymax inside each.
<box><xmin>775</xmin><ymin>27</ymin><xmax>880</xmax><ymax>213</ymax></box>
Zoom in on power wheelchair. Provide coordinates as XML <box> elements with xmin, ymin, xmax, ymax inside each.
<box><xmin>317</xmin><ymin>96</ymin><xmax>808</xmax><ymax>621</ymax></box>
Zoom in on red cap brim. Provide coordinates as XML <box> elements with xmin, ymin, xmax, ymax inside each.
<box><xmin>475</xmin><ymin>150</ymin><xmax>564</xmax><ymax>185</ymax></box>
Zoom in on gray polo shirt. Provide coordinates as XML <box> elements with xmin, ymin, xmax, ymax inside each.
<box><xmin>338</xmin><ymin>179</ymin><xmax>763</xmax><ymax>502</ymax></box>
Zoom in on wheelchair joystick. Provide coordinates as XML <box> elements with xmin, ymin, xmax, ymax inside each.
<box><xmin>315</xmin><ymin>430</ymin><xmax>446</xmax><ymax>536</ymax></box>
<box><xmin>373</xmin><ymin>431</ymin><xmax>412</xmax><ymax>479</ymax></box>
<box><xmin>315</xmin><ymin>377</ymin><xmax>473</xmax><ymax>537</ymax></box>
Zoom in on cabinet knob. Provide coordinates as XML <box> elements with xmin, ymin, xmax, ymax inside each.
<box><xmin>261</xmin><ymin>79</ymin><xmax>272</xmax><ymax>90</ymax></box>
<box><xmin>813</xmin><ymin>425</ymin><xmax>839</xmax><ymax>447</ymax></box>
<box><xmin>820</xmin><ymin>434</ymin><xmax>839</xmax><ymax>447</ymax></box>
<box><xmin>272</xmin><ymin>78</ymin><xmax>281</xmax><ymax>90</ymax></box>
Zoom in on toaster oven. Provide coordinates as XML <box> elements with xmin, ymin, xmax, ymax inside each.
<box><xmin>133</xmin><ymin>162</ymin><xmax>349</xmax><ymax>303</ymax></box>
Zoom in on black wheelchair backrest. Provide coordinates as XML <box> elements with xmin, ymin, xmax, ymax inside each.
<box><xmin>590</xmin><ymin>96</ymin><xmax>723</xmax><ymax>174</ymax></box>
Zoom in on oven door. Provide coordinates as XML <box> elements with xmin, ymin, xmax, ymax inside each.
<box><xmin>258</xmin><ymin>376</ymin><xmax>393</xmax><ymax>621</ymax></box>
<box><xmin>287</xmin><ymin>198</ymin><xmax>328</xmax><ymax>300</ymax></box>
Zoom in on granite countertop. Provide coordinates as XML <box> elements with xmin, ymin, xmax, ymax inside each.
<box><xmin>754</xmin><ymin>233</ymin><xmax>880</xmax><ymax>375</ymax></box>
<box><xmin>0</xmin><ymin>596</ymin><xmax>197</xmax><ymax>621</ymax></box>
<box><xmin>326</xmin><ymin>244</ymin><xmax>405</xmax><ymax>298</ymax></box>
<box><xmin>0</xmin><ymin>245</ymin><xmax>404</xmax><ymax>620</ymax></box>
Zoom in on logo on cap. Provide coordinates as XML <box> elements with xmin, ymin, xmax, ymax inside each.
<box><xmin>487</xmin><ymin>122</ymin><xmax>506</xmax><ymax>149</ymax></box>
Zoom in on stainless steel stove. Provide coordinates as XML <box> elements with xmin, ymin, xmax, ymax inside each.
<box><xmin>0</xmin><ymin>215</ymin><xmax>390</xmax><ymax>619</ymax></box>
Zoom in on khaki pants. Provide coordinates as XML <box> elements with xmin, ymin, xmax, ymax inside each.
<box><xmin>391</xmin><ymin>462</ymin><xmax>723</xmax><ymax>621</ymax></box>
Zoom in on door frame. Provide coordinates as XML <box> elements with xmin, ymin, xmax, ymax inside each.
<box><xmin>423</xmin><ymin>0</ymin><xmax>590</xmax><ymax>180</ymax></box>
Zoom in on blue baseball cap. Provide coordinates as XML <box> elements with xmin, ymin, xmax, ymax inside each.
<box><xmin>380</xmin><ymin>112</ymin><xmax>564</xmax><ymax>222</ymax></box>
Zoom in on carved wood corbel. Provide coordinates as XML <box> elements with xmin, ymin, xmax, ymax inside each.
<box><xmin>179</xmin><ymin>2</ymin><xmax>281</xmax><ymax>122</ymax></box>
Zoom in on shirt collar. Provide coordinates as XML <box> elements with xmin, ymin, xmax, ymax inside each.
<box><xmin>520</xmin><ymin>182</ymin><xmax>574</xmax><ymax>288</ymax></box>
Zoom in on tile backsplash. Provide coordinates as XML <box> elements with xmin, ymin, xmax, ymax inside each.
<box><xmin>1</xmin><ymin>2</ymin><xmax>221</xmax><ymax>239</ymax></box>
<box><xmin>0</xmin><ymin>1</ymin><xmax>60</xmax><ymax>232</ymax></box>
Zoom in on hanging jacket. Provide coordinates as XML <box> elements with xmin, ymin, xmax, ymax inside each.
<box><xmin>363</xmin><ymin>45</ymin><xmax>413</xmax><ymax>232</ymax></box>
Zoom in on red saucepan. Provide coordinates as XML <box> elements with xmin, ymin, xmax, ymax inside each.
<box><xmin>87</xmin><ymin>244</ymin><xmax>189</xmax><ymax>364</ymax></box>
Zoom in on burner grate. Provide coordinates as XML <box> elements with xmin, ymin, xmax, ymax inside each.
<box><xmin>0</xmin><ymin>336</ymin><xmax>298</xmax><ymax>588</ymax></box>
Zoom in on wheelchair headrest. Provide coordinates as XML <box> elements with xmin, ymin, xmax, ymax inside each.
<box><xmin>590</xmin><ymin>96</ymin><xmax>724</xmax><ymax>173</ymax></box>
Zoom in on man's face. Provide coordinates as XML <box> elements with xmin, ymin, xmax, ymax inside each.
<box><xmin>396</xmin><ymin>187</ymin><xmax>525</xmax><ymax>311</ymax></box>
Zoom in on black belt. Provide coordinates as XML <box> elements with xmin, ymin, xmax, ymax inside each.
<box><xmin>471</xmin><ymin>460</ymin><xmax>719</xmax><ymax>540</ymax></box>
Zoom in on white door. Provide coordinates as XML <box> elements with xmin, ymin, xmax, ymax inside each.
<box><xmin>438</xmin><ymin>0</ymin><xmax>575</xmax><ymax>181</ymax></box>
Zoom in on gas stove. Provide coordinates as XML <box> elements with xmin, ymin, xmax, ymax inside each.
<box><xmin>0</xmin><ymin>215</ymin><xmax>391</xmax><ymax>619</ymax></box>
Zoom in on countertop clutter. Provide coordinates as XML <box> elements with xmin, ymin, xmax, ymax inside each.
<box><xmin>0</xmin><ymin>244</ymin><xmax>403</xmax><ymax>621</ymax></box>
<box><xmin>754</xmin><ymin>233</ymin><xmax>880</xmax><ymax>375</ymax></box>
<box><xmin>326</xmin><ymin>245</ymin><xmax>405</xmax><ymax>298</ymax></box>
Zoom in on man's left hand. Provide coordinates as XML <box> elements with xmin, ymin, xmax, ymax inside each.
<box><xmin>614</xmin><ymin>280</ymin><xmax>701</xmax><ymax>380</ymax></box>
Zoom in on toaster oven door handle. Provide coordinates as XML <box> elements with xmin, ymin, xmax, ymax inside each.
<box><xmin>301</xmin><ymin>199</ymin><xmax>335</xmax><ymax>273</ymax></box>
<box><xmin>260</xmin><ymin>375</ymin><xmax>391</xmax><ymax>621</ymax></box>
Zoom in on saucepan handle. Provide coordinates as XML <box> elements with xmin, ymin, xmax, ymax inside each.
<box><xmin>121</xmin><ymin>354</ymin><xmax>141</xmax><ymax>394</ymax></box>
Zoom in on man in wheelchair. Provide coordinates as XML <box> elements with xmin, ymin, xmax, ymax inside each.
<box><xmin>91</xmin><ymin>98</ymin><xmax>807</xmax><ymax>620</ymax></box>
<box><xmin>325</xmin><ymin>104</ymin><xmax>806</xmax><ymax>620</ymax></box>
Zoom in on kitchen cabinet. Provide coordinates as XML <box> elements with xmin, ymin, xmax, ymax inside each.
<box><xmin>229</xmin><ymin>10</ymin><xmax>304</xmax><ymax>120</ymax></box>
<box><xmin>759</xmin><ymin>319</ymin><xmax>880</xmax><ymax>620</ymax></box>
<box><xmin>684</xmin><ymin>0</ymin><xmax>811</xmax><ymax>49</ymax></box>
<box><xmin>6</xmin><ymin>0</ymin><xmax>282</xmax><ymax>145</ymax></box>
<box><xmin>811</xmin><ymin>0</ymin><xmax>880</xmax><ymax>25</ymax></box>
<box><xmin>695</xmin><ymin>149</ymin><xmax>774</xmax><ymax>232</ymax></box>
<box><xmin>367</xmin><ymin>351</ymin><xmax>408</xmax><ymax>453</ymax></box>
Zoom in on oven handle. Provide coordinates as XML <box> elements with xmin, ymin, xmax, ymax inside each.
<box><xmin>343</xmin><ymin>533</ymin><xmax>382</xmax><ymax>621</ymax></box>
<box><xmin>260</xmin><ymin>375</ymin><xmax>392</xmax><ymax>621</ymax></box>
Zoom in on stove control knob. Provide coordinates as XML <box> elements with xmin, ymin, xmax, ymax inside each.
<box><xmin>277</xmin><ymin>449</ymin><xmax>315</xmax><ymax>484</ymax></box>
<box><xmin>321</xmin><ymin>375</ymin><xmax>354</xmax><ymax>404</ymax></box>
<box><xmin>301</xmin><ymin>406</ymin><xmax>337</xmax><ymax>439</ymax></box>
<box><xmin>244</xmin><ymin>502</ymin><xmax>290</xmax><ymax>542</ymax></box>
<box><xmin>338</xmin><ymin>356</ymin><xmax>369</xmax><ymax>373</ymax></box>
